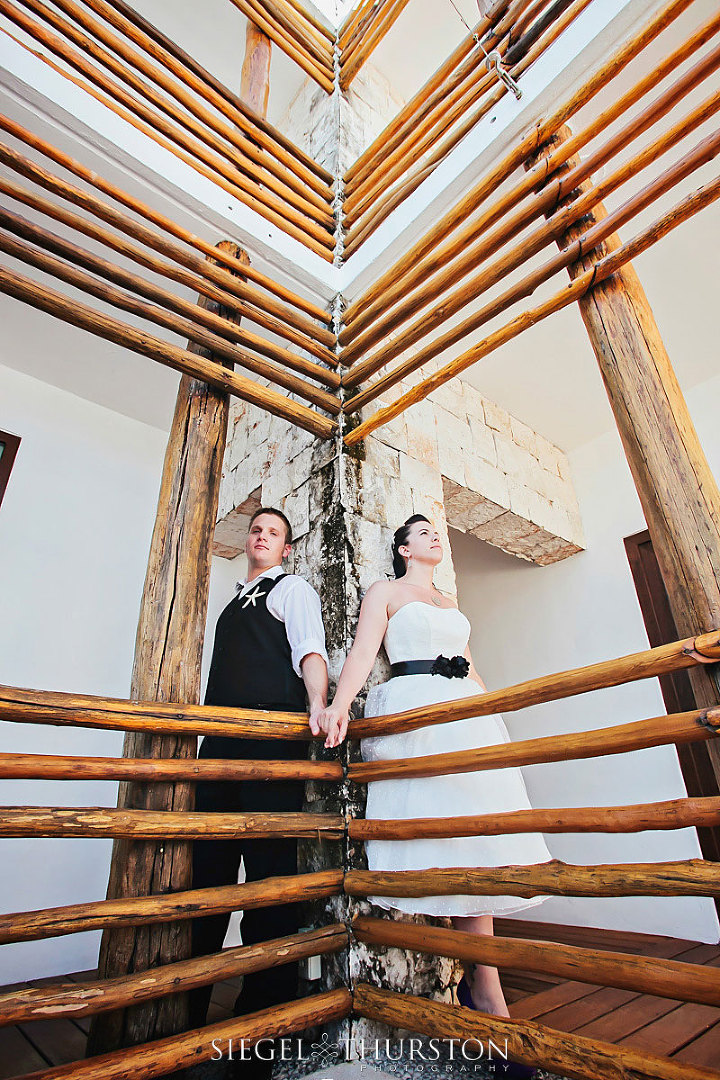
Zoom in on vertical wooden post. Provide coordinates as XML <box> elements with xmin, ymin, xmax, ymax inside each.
<box><xmin>87</xmin><ymin>244</ymin><xmax>248</xmax><ymax>1054</ymax></box>
<box><xmin>241</xmin><ymin>20</ymin><xmax>272</xmax><ymax>118</ymax></box>
<box><xmin>89</xmin><ymin>20</ymin><xmax>272</xmax><ymax>1055</ymax></box>
<box><xmin>527</xmin><ymin>128</ymin><xmax>720</xmax><ymax>783</ymax></box>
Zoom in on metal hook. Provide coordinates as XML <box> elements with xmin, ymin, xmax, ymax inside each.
<box><xmin>485</xmin><ymin>49</ymin><xmax>522</xmax><ymax>100</ymax></box>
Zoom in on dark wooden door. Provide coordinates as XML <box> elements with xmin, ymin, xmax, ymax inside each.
<box><xmin>625</xmin><ymin>530</ymin><xmax>720</xmax><ymax>890</ymax></box>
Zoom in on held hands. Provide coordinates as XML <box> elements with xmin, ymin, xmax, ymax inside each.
<box><xmin>315</xmin><ymin>703</ymin><xmax>350</xmax><ymax>749</ymax></box>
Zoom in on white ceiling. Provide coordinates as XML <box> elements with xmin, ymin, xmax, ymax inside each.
<box><xmin>0</xmin><ymin>0</ymin><xmax>718</xmax><ymax>451</ymax></box>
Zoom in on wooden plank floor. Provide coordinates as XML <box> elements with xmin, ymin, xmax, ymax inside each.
<box><xmin>498</xmin><ymin>918</ymin><xmax>720</xmax><ymax>1071</ymax></box>
<box><xmin>1</xmin><ymin>920</ymin><xmax>718</xmax><ymax>1077</ymax></box>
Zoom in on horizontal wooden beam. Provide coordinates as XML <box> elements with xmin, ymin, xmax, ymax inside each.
<box><xmin>353</xmin><ymin>983</ymin><xmax>718</xmax><ymax>1080</ymax></box>
<box><xmin>0</xmin><ymin>924</ymin><xmax>348</xmax><ymax>1025</ymax></box>
<box><xmin>344</xmin><ymin>170</ymin><xmax>720</xmax><ymax>443</ymax></box>
<box><xmin>348</xmin><ymin>630</ymin><xmax>720</xmax><ymax>738</ymax></box>
<box><xmin>0</xmin><ymin>114</ymin><xmax>332</xmax><ymax>323</ymax></box>
<box><xmin>0</xmin><ymin>870</ymin><xmax>343</xmax><ymax>943</ymax></box>
<box><xmin>0</xmin><ymin>265</ymin><xmax>337</xmax><ymax>439</ymax></box>
<box><xmin>91</xmin><ymin>0</ymin><xmax>334</xmax><ymax>181</ymax></box>
<box><xmin>0</xmin><ymin>217</ymin><xmax>341</xmax><ymax>413</ymax></box>
<box><xmin>348</xmin><ymin>707</ymin><xmax>719</xmax><ymax>782</ymax></box>
<box><xmin>227</xmin><ymin>0</ymin><xmax>334</xmax><ymax>92</ymax></box>
<box><xmin>352</xmin><ymin>916</ymin><xmax>720</xmax><ymax>1007</ymax></box>
<box><xmin>0</xmin><ymin>129</ymin><xmax>337</xmax><ymax>351</ymax></box>
<box><xmin>349</xmin><ymin>796</ymin><xmax>720</xmax><ymax>840</ymax></box>
<box><xmin>16</xmin><ymin>989</ymin><xmax>351</xmax><ymax>1080</ymax></box>
<box><xmin>0</xmin><ymin>752</ymin><xmax>342</xmax><ymax>781</ymax></box>
<box><xmin>0</xmin><ymin>683</ymin><xmax>314</xmax><ymax>738</ymax></box>
<box><xmin>0</xmin><ymin>807</ymin><xmax>345</xmax><ymax>839</ymax></box>
<box><xmin>343</xmin><ymin>109</ymin><xmax>720</xmax><ymax>386</ymax></box>
<box><xmin>340</xmin><ymin>0</ymin><xmax>694</xmax><ymax>324</ymax></box>
<box><xmin>345</xmin><ymin>859</ymin><xmax>720</xmax><ymax>899</ymax></box>
<box><xmin>341</xmin><ymin>20</ymin><xmax>720</xmax><ymax>351</ymax></box>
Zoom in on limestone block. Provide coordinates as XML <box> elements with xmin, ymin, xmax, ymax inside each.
<box><xmin>283</xmin><ymin>481</ymin><xmax>311</xmax><ymax>542</ymax></box>
<box><xmin>370</xmin><ymin>409</ymin><xmax>408</xmax><ymax>455</ymax></box>
<box><xmin>494</xmin><ymin>432</ymin><xmax>540</xmax><ymax>490</ymax></box>
<box><xmin>228</xmin><ymin>419</ymin><xmax>250</xmax><ymax>472</ymax></box>
<box><xmin>441</xmin><ymin>478</ymin><xmax>488</xmax><ymax>524</ymax></box>
<box><xmin>535</xmin><ymin>437</ymin><xmax>565</xmax><ymax>476</ymax></box>
<box><xmin>508</xmin><ymin>481</ymin><xmax>550</xmax><ymax>527</ymax></box>
<box><xmin>362</xmin><ymin>437</ymin><xmax>401</xmax><ymax>478</ymax></box>
<box><xmin>464</xmin><ymin>498</ymin><xmax>507</xmax><ymax>532</ymax></box>
<box><xmin>405</xmin><ymin>401</ymin><xmax>440</xmax><ymax>468</ymax></box>
<box><xmin>537</xmin><ymin>466</ymin><xmax>571</xmax><ymax>505</ymax></box>
<box><xmin>483</xmin><ymin>398</ymin><xmax>513</xmax><ymax>437</ymax></box>
<box><xmin>464</xmin><ymin>455</ymin><xmax>510</xmax><ymax>510</ymax></box>
<box><xmin>399</xmin><ymin>452</ymin><xmax>444</xmax><ymax>502</ymax></box>
<box><xmin>436</xmin><ymin>409</ymin><xmax>471</xmax><ymax>486</ymax></box>
<box><xmin>510</xmin><ymin>416</ymin><xmax>540</xmax><ymax>458</ymax></box>
<box><xmin>467</xmin><ymin>414</ymin><xmax>498</xmax><ymax>466</ymax></box>
<box><xmin>427</xmin><ymin>380</ymin><xmax>467</xmax><ymax>418</ymax></box>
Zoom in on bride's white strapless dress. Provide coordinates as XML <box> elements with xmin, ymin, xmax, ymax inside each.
<box><xmin>360</xmin><ymin>602</ymin><xmax>552</xmax><ymax>917</ymax></box>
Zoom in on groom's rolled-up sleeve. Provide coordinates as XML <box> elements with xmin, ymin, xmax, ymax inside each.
<box><xmin>273</xmin><ymin>577</ymin><xmax>328</xmax><ymax>676</ymax></box>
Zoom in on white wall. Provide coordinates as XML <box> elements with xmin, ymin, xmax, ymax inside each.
<box><xmin>452</xmin><ymin>371</ymin><xmax>720</xmax><ymax>944</ymax></box>
<box><xmin>0</xmin><ymin>363</ymin><xmax>238</xmax><ymax>982</ymax></box>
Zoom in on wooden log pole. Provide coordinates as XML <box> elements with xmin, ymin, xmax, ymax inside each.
<box><xmin>348</xmin><ymin>795</ymin><xmax>720</xmax><ymax>840</ymax></box>
<box><xmin>0</xmin><ymin>752</ymin><xmax>342</xmax><ymax>781</ymax></box>
<box><xmin>341</xmin><ymin>19</ymin><xmax>720</xmax><ymax>350</ymax></box>
<box><xmin>12</xmin><ymin>990</ymin><xmax>352</xmax><ymax>1080</ymax></box>
<box><xmin>0</xmin><ymin>263</ymin><xmax>336</xmax><ymax>439</ymax></box>
<box><xmin>353</xmin><ymin>916</ymin><xmax>720</xmax><ymax>1007</ymax></box>
<box><xmin>0</xmin><ymin>113</ymin><xmax>332</xmax><ymax>321</ymax></box>
<box><xmin>348</xmin><ymin>707</ymin><xmax>720</xmax><ymax>782</ymax></box>
<box><xmin>344</xmin><ymin>859</ymin><xmax>720</xmax><ymax>899</ymax></box>
<box><xmin>353</xmin><ymin>984</ymin><xmax>719</xmax><ymax>1080</ymax></box>
<box><xmin>0</xmin><ymin>807</ymin><xmax>345</xmax><ymax>839</ymax></box>
<box><xmin>0</xmin><ymin>216</ymin><xmax>341</xmax><ymax>411</ymax></box>
<box><xmin>0</xmin><ymin>925</ymin><xmax>349</xmax><ymax>1025</ymax></box>
<box><xmin>342</xmin><ymin>171</ymin><xmax>720</xmax><ymax>444</ymax></box>
<box><xmin>349</xmin><ymin>630</ymin><xmax>720</xmax><ymax>738</ymax></box>
<box><xmin>0</xmin><ymin>134</ymin><xmax>337</xmax><ymax>350</ymax></box>
<box><xmin>0</xmin><ymin>871</ymin><xmax>344</xmax><ymax>945</ymax></box>
<box><xmin>340</xmin><ymin>0</ymin><xmax>694</xmax><ymax>326</ymax></box>
<box><xmin>530</xmin><ymin>126</ymin><xmax>720</xmax><ymax>790</ymax></box>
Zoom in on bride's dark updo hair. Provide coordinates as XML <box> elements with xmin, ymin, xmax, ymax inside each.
<box><xmin>392</xmin><ymin>514</ymin><xmax>431</xmax><ymax>578</ymax></box>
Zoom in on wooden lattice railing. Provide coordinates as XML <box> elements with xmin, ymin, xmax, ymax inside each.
<box><xmin>1</xmin><ymin>629</ymin><xmax>719</xmax><ymax>1078</ymax></box>
<box><xmin>1</xmin><ymin>0</ymin><xmax>717</xmax><ymax>450</ymax></box>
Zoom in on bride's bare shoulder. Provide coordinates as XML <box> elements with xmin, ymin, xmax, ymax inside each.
<box><xmin>363</xmin><ymin>579</ymin><xmax>395</xmax><ymax>601</ymax></box>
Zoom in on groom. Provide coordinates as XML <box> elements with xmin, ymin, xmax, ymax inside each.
<box><xmin>189</xmin><ymin>507</ymin><xmax>328</xmax><ymax>1060</ymax></box>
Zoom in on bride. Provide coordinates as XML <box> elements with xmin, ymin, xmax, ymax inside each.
<box><xmin>317</xmin><ymin>514</ymin><xmax>552</xmax><ymax>1036</ymax></box>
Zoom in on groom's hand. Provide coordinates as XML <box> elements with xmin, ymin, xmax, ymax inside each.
<box><xmin>308</xmin><ymin>699</ymin><xmax>325</xmax><ymax>736</ymax></box>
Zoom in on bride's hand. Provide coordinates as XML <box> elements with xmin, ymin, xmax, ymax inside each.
<box><xmin>317</xmin><ymin>704</ymin><xmax>350</xmax><ymax>749</ymax></box>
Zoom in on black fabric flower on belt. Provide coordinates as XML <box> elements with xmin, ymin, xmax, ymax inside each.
<box><xmin>430</xmin><ymin>654</ymin><xmax>470</xmax><ymax>678</ymax></box>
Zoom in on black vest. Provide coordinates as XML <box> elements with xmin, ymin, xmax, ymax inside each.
<box><xmin>204</xmin><ymin>574</ymin><xmax>307</xmax><ymax>711</ymax></box>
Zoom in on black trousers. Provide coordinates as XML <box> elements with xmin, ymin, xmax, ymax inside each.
<box><xmin>189</xmin><ymin>733</ymin><xmax>308</xmax><ymax>1029</ymax></box>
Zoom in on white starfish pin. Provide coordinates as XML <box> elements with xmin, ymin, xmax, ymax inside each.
<box><xmin>241</xmin><ymin>584</ymin><xmax>266</xmax><ymax>608</ymax></box>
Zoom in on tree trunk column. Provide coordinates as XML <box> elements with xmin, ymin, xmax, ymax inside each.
<box><xmin>241</xmin><ymin>20</ymin><xmax>272</xmax><ymax>117</ymax></box>
<box><xmin>529</xmin><ymin>128</ymin><xmax>720</xmax><ymax>780</ymax></box>
<box><xmin>88</xmin><ymin>244</ymin><xmax>248</xmax><ymax>1054</ymax></box>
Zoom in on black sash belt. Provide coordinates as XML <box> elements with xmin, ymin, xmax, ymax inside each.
<box><xmin>390</xmin><ymin>655</ymin><xmax>470</xmax><ymax>679</ymax></box>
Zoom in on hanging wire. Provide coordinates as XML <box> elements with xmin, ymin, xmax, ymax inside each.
<box><xmin>446</xmin><ymin>0</ymin><xmax>492</xmax><ymax>57</ymax></box>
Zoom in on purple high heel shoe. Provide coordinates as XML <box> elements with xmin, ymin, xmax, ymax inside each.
<box><xmin>456</xmin><ymin>976</ymin><xmax>537</xmax><ymax>1079</ymax></box>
